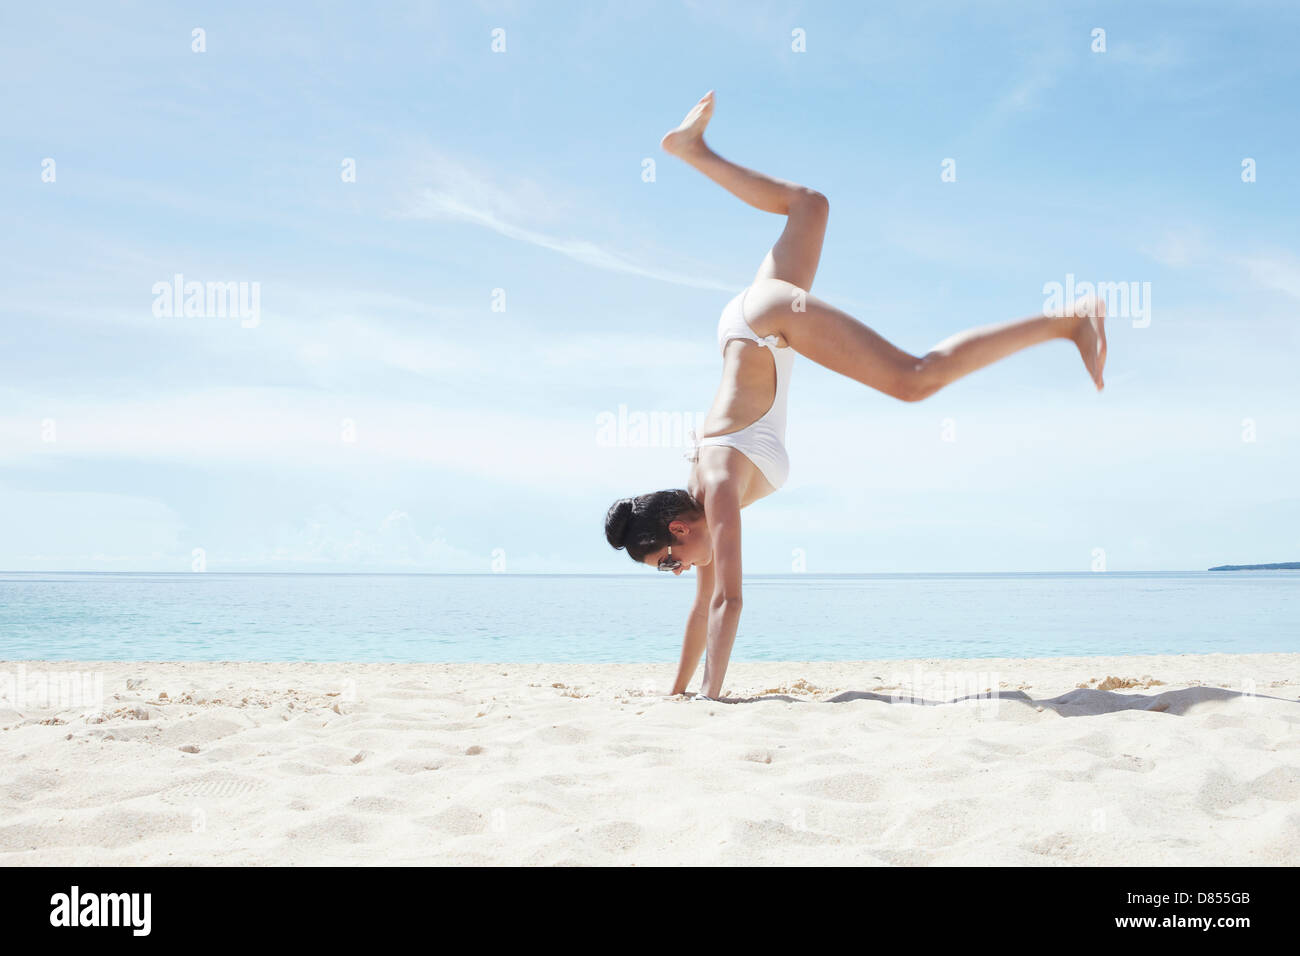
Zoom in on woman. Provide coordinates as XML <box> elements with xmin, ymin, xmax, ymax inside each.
<box><xmin>604</xmin><ymin>92</ymin><xmax>1107</xmax><ymax>702</ymax></box>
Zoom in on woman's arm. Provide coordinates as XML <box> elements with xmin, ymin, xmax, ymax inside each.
<box><xmin>698</xmin><ymin>485</ymin><xmax>743</xmax><ymax>698</ymax></box>
<box><xmin>670</xmin><ymin>559</ymin><xmax>714</xmax><ymax>695</ymax></box>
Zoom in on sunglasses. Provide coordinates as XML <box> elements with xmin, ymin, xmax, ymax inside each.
<box><xmin>657</xmin><ymin>546</ymin><xmax>683</xmax><ymax>573</ymax></box>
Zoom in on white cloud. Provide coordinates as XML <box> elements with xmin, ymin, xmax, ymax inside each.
<box><xmin>1143</xmin><ymin>232</ymin><xmax>1300</xmax><ymax>303</ymax></box>
<box><xmin>1143</xmin><ymin>229</ymin><xmax>1212</xmax><ymax>269</ymax></box>
<box><xmin>403</xmin><ymin>154</ymin><xmax>734</xmax><ymax>291</ymax></box>
<box><xmin>1233</xmin><ymin>253</ymin><xmax>1300</xmax><ymax>301</ymax></box>
<box><xmin>244</xmin><ymin>509</ymin><xmax>483</xmax><ymax>570</ymax></box>
<box><xmin>0</xmin><ymin>387</ymin><xmax>692</xmax><ymax>490</ymax></box>
<box><xmin>0</xmin><ymin>488</ymin><xmax>185</xmax><ymax>567</ymax></box>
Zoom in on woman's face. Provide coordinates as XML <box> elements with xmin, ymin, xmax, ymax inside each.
<box><xmin>642</xmin><ymin>515</ymin><xmax>712</xmax><ymax>575</ymax></box>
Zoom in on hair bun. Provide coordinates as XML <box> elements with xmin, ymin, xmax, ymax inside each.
<box><xmin>604</xmin><ymin>498</ymin><xmax>635</xmax><ymax>550</ymax></box>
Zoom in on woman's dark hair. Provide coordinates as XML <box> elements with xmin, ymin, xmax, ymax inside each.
<box><xmin>604</xmin><ymin>489</ymin><xmax>702</xmax><ymax>563</ymax></box>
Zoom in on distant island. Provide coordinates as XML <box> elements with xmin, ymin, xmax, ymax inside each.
<box><xmin>1208</xmin><ymin>562</ymin><xmax>1300</xmax><ymax>571</ymax></box>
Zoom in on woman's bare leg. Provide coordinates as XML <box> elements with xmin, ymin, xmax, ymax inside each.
<box><xmin>662</xmin><ymin>90</ymin><xmax>829</xmax><ymax>291</ymax></box>
<box><xmin>661</xmin><ymin>91</ymin><xmax>1108</xmax><ymax>395</ymax></box>
<box><xmin>747</xmin><ymin>279</ymin><xmax>1108</xmax><ymax>399</ymax></box>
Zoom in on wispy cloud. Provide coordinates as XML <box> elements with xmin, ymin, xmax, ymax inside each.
<box><xmin>263</xmin><ymin>509</ymin><xmax>482</xmax><ymax>570</ymax></box>
<box><xmin>403</xmin><ymin>155</ymin><xmax>733</xmax><ymax>291</ymax></box>
<box><xmin>0</xmin><ymin>388</ymin><xmax>693</xmax><ymax>489</ymax></box>
<box><xmin>979</xmin><ymin>43</ymin><xmax>1064</xmax><ymax>132</ymax></box>
<box><xmin>991</xmin><ymin>68</ymin><xmax>1057</xmax><ymax>118</ymax></box>
<box><xmin>1233</xmin><ymin>253</ymin><xmax>1300</xmax><ymax>301</ymax></box>
<box><xmin>1144</xmin><ymin>229</ymin><xmax>1213</xmax><ymax>269</ymax></box>
<box><xmin>1144</xmin><ymin>230</ymin><xmax>1300</xmax><ymax>302</ymax></box>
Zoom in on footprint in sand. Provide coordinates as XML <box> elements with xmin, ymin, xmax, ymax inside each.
<box><xmin>798</xmin><ymin>772</ymin><xmax>883</xmax><ymax>803</ymax></box>
<box><xmin>159</xmin><ymin>772</ymin><xmax>268</xmax><ymax>804</ymax></box>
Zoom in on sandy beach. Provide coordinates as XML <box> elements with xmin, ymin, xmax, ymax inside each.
<box><xmin>2</xmin><ymin>654</ymin><xmax>1298</xmax><ymax>866</ymax></box>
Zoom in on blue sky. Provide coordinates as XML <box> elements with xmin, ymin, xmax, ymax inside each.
<box><xmin>1</xmin><ymin>1</ymin><xmax>1297</xmax><ymax>573</ymax></box>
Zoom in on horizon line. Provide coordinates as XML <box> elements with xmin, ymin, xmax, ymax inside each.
<box><xmin>1</xmin><ymin>568</ymin><xmax>1283</xmax><ymax>577</ymax></box>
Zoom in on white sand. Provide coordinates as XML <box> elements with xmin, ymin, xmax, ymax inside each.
<box><xmin>2</xmin><ymin>654</ymin><xmax>1298</xmax><ymax>865</ymax></box>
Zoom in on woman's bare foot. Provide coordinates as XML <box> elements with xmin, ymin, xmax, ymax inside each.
<box><xmin>1067</xmin><ymin>294</ymin><xmax>1107</xmax><ymax>390</ymax></box>
<box><xmin>660</xmin><ymin>90</ymin><xmax>715</xmax><ymax>157</ymax></box>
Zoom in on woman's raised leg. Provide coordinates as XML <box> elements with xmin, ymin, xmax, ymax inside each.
<box><xmin>661</xmin><ymin>91</ymin><xmax>1108</xmax><ymax>396</ymax></box>
<box><xmin>746</xmin><ymin>280</ymin><xmax>1108</xmax><ymax>399</ymax></box>
<box><xmin>662</xmin><ymin>91</ymin><xmax>829</xmax><ymax>291</ymax></box>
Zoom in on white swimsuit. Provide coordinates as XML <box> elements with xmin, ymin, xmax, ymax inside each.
<box><xmin>687</xmin><ymin>285</ymin><xmax>795</xmax><ymax>489</ymax></box>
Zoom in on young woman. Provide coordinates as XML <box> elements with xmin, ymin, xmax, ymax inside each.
<box><xmin>604</xmin><ymin>91</ymin><xmax>1107</xmax><ymax>702</ymax></box>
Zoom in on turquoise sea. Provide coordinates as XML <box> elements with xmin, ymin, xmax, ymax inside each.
<box><xmin>0</xmin><ymin>571</ymin><xmax>1296</xmax><ymax>662</ymax></box>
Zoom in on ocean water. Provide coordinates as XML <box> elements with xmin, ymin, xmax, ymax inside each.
<box><xmin>0</xmin><ymin>567</ymin><xmax>1294</xmax><ymax>665</ymax></box>
<box><xmin>0</xmin><ymin>571</ymin><xmax>1296</xmax><ymax>663</ymax></box>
